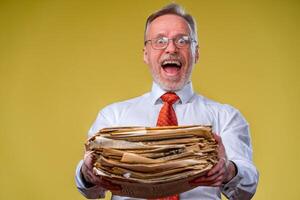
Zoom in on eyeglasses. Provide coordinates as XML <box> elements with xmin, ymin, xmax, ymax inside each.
<box><xmin>144</xmin><ymin>36</ymin><xmax>196</xmax><ymax>50</ymax></box>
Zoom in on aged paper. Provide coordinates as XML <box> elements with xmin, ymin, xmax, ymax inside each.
<box><xmin>85</xmin><ymin>125</ymin><xmax>219</xmax><ymax>198</ymax></box>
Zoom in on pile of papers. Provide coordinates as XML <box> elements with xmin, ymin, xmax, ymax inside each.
<box><xmin>86</xmin><ymin>125</ymin><xmax>219</xmax><ymax>198</ymax></box>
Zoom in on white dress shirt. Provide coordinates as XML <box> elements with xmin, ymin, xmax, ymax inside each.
<box><xmin>75</xmin><ymin>81</ymin><xmax>259</xmax><ymax>200</ymax></box>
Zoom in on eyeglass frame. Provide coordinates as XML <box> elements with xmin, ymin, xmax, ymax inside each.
<box><xmin>144</xmin><ymin>35</ymin><xmax>197</xmax><ymax>50</ymax></box>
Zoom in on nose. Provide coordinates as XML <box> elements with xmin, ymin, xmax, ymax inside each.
<box><xmin>165</xmin><ymin>39</ymin><xmax>178</xmax><ymax>53</ymax></box>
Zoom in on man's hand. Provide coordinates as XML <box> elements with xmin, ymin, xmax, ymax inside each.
<box><xmin>190</xmin><ymin>134</ymin><xmax>237</xmax><ymax>186</ymax></box>
<box><xmin>81</xmin><ymin>151</ymin><xmax>121</xmax><ymax>191</ymax></box>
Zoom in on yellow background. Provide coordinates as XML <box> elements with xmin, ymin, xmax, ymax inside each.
<box><xmin>1</xmin><ymin>0</ymin><xmax>299</xmax><ymax>199</ymax></box>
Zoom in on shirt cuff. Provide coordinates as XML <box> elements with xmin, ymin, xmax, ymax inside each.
<box><xmin>222</xmin><ymin>160</ymin><xmax>241</xmax><ymax>197</ymax></box>
<box><xmin>221</xmin><ymin>160</ymin><xmax>258</xmax><ymax>200</ymax></box>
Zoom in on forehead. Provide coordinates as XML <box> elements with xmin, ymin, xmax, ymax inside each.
<box><xmin>147</xmin><ymin>14</ymin><xmax>191</xmax><ymax>38</ymax></box>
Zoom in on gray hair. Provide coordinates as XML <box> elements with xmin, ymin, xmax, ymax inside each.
<box><xmin>144</xmin><ymin>3</ymin><xmax>198</xmax><ymax>43</ymax></box>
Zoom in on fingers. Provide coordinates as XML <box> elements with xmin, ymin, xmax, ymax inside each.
<box><xmin>189</xmin><ymin>134</ymin><xmax>229</xmax><ymax>187</ymax></box>
<box><xmin>190</xmin><ymin>165</ymin><xmax>225</xmax><ymax>186</ymax></box>
<box><xmin>190</xmin><ymin>172</ymin><xmax>225</xmax><ymax>186</ymax></box>
<box><xmin>213</xmin><ymin>133</ymin><xmax>222</xmax><ymax>144</ymax></box>
<box><xmin>207</xmin><ymin>156</ymin><xmax>226</xmax><ymax>176</ymax></box>
<box><xmin>81</xmin><ymin>164</ymin><xmax>98</xmax><ymax>185</ymax></box>
<box><xmin>83</xmin><ymin>150</ymin><xmax>94</xmax><ymax>160</ymax></box>
<box><xmin>81</xmin><ymin>151</ymin><xmax>99</xmax><ymax>185</ymax></box>
<box><xmin>213</xmin><ymin>134</ymin><xmax>226</xmax><ymax>158</ymax></box>
<box><xmin>82</xmin><ymin>151</ymin><xmax>121</xmax><ymax>191</ymax></box>
<box><xmin>83</xmin><ymin>151</ymin><xmax>96</xmax><ymax>168</ymax></box>
<box><xmin>202</xmin><ymin>168</ymin><xmax>225</xmax><ymax>183</ymax></box>
<box><xmin>81</xmin><ymin>165</ymin><xmax>121</xmax><ymax>191</ymax></box>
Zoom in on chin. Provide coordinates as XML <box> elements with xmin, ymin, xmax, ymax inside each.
<box><xmin>157</xmin><ymin>79</ymin><xmax>186</xmax><ymax>92</ymax></box>
<box><xmin>151</xmin><ymin>71</ymin><xmax>190</xmax><ymax>91</ymax></box>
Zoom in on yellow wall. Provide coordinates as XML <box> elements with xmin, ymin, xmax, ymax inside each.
<box><xmin>1</xmin><ymin>0</ymin><xmax>299</xmax><ymax>199</ymax></box>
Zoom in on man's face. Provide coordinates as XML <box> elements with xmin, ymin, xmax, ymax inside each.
<box><xmin>143</xmin><ymin>14</ymin><xmax>199</xmax><ymax>91</ymax></box>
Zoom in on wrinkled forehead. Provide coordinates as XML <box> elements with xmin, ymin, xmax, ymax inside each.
<box><xmin>146</xmin><ymin>14</ymin><xmax>192</xmax><ymax>39</ymax></box>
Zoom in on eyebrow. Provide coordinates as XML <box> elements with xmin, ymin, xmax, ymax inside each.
<box><xmin>151</xmin><ymin>33</ymin><xmax>190</xmax><ymax>40</ymax></box>
<box><xmin>152</xmin><ymin>33</ymin><xmax>166</xmax><ymax>38</ymax></box>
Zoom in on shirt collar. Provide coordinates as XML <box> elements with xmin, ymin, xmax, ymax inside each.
<box><xmin>150</xmin><ymin>81</ymin><xmax>194</xmax><ymax>105</ymax></box>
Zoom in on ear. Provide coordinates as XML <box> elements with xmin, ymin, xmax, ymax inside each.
<box><xmin>194</xmin><ymin>45</ymin><xmax>199</xmax><ymax>64</ymax></box>
<box><xmin>143</xmin><ymin>46</ymin><xmax>149</xmax><ymax>64</ymax></box>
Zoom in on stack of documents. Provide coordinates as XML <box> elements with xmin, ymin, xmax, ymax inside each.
<box><xmin>86</xmin><ymin>125</ymin><xmax>219</xmax><ymax>198</ymax></box>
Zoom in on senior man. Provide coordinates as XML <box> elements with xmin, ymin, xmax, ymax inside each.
<box><xmin>75</xmin><ymin>3</ymin><xmax>259</xmax><ymax>200</ymax></box>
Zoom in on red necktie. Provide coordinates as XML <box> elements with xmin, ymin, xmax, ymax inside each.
<box><xmin>157</xmin><ymin>92</ymin><xmax>179</xmax><ymax>127</ymax></box>
<box><xmin>150</xmin><ymin>92</ymin><xmax>179</xmax><ymax>200</ymax></box>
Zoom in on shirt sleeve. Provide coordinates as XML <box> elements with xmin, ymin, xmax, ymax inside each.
<box><xmin>219</xmin><ymin>106</ymin><xmax>259</xmax><ymax>199</ymax></box>
<box><xmin>75</xmin><ymin>108</ymin><xmax>115</xmax><ymax>198</ymax></box>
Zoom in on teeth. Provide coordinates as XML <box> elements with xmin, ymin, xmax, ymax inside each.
<box><xmin>162</xmin><ymin>60</ymin><xmax>181</xmax><ymax>66</ymax></box>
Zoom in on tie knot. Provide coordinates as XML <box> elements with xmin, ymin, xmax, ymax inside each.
<box><xmin>161</xmin><ymin>92</ymin><xmax>179</xmax><ymax>105</ymax></box>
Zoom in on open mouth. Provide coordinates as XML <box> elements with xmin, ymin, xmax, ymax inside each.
<box><xmin>161</xmin><ymin>60</ymin><xmax>182</xmax><ymax>75</ymax></box>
